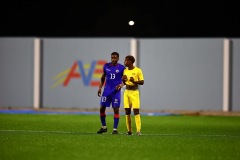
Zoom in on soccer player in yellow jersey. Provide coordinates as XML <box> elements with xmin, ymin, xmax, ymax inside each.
<box><xmin>122</xmin><ymin>55</ymin><xmax>144</xmax><ymax>135</ymax></box>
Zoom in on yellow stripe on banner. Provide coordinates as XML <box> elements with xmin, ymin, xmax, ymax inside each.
<box><xmin>50</xmin><ymin>77</ymin><xmax>66</xmax><ymax>89</ymax></box>
<box><xmin>93</xmin><ymin>74</ymin><xmax>102</xmax><ymax>79</ymax></box>
<box><xmin>84</xmin><ymin>64</ymin><xmax>90</xmax><ymax>69</ymax></box>
<box><xmin>95</xmin><ymin>65</ymin><xmax>103</xmax><ymax>69</ymax></box>
<box><xmin>52</xmin><ymin>69</ymin><xmax>71</xmax><ymax>80</ymax></box>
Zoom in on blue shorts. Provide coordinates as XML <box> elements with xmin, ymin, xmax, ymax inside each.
<box><xmin>100</xmin><ymin>89</ymin><xmax>121</xmax><ymax>108</ymax></box>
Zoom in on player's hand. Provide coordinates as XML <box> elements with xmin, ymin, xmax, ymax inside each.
<box><xmin>97</xmin><ymin>89</ymin><xmax>101</xmax><ymax>97</ymax></box>
<box><xmin>122</xmin><ymin>75</ymin><xmax>127</xmax><ymax>82</ymax></box>
<box><xmin>130</xmin><ymin>77</ymin><xmax>134</xmax><ymax>83</ymax></box>
<box><xmin>116</xmin><ymin>84</ymin><xmax>124</xmax><ymax>90</ymax></box>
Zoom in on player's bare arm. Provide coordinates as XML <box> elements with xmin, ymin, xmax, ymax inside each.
<box><xmin>116</xmin><ymin>75</ymin><xmax>126</xmax><ymax>90</ymax></box>
<box><xmin>98</xmin><ymin>73</ymin><xmax>106</xmax><ymax>97</ymax></box>
<box><xmin>122</xmin><ymin>75</ymin><xmax>127</xmax><ymax>84</ymax></box>
<box><xmin>116</xmin><ymin>83</ymin><xmax>124</xmax><ymax>90</ymax></box>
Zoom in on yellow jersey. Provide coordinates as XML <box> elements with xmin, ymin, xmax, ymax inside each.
<box><xmin>123</xmin><ymin>67</ymin><xmax>144</xmax><ymax>86</ymax></box>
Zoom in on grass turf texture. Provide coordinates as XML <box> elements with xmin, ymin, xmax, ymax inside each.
<box><xmin>0</xmin><ymin>114</ymin><xmax>240</xmax><ymax>160</ymax></box>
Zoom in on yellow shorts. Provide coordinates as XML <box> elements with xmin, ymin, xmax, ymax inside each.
<box><xmin>123</xmin><ymin>90</ymin><xmax>140</xmax><ymax>109</ymax></box>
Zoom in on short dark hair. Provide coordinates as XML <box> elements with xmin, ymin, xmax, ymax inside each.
<box><xmin>126</xmin><ymin>55</ymin><xmax>135</xmax><ymax>63</ymax></box>
<box><xmin>111</xmin><ymin>52</ymin><xmax>119</xmax><ymax>57</ymax></box>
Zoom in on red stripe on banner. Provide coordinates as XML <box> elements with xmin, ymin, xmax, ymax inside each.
<box><xmin>64</xmin><ymin>61</ymin><xmax>81</xmax><ymax>86</ymax></box>
<box><xmin>91</xmin><ymin>81</ymin><xmax>100</xmax><ymax>86</ymax></box>
<box><xmin>94</xmin><ymin>69</ymin><xmax>103</xmax><ymax>73</ymax></box>
<box><xmin>97</xmin><ymin>60</ymin><xmax>107</xmax><ymax>65</ymax></box>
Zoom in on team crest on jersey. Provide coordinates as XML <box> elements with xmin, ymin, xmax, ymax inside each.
<box><xmin>114</xmin><ymin>99</ymin><xmax>118</xmax><ymax>103</ymax></box>
<box><xmin>116</xmin><ymin>70</ymin><xmax>119</xmax><ymax>73</ymax></box>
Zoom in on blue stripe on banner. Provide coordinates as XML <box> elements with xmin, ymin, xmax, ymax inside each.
<box><xmin>0</xmin><ymin>109</ymin><xmax>179</xmax><ymax>116</ymax></box>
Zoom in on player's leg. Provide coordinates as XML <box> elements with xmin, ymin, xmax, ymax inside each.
<box><xmin>100</xmin><ymin>106</ymin><xmax>107</xmax><ymax>128</ymax></box>
<box><xmin>132</xmin><ymin>90</ymin><xmax>142</xmax><ymax>135</ymax></box>
<box><xmin>133</xmin><ymin>109</ymin><xmax>142</xmax><ymax>135</ymax></box>
<box><xmin>112</xmin><ymin>107</ymin><xmax>120</xmax><ymax>134</ymax></box>
<box><xmin>125</xmin><ymin>108</ymin><xmax>132</xmax><ymax>135</ymax></box>
<box><xmin>124</xmin><ymin>90</ymin><xmax>133</xmax><ymax>135</ymax></box>
<box><xmin>97</xmin><ymin>94</ymin><xmax>110</xmax><ymax>134</ymax></box>
<box><xmin>97</xmin><ymin>106</ymin><xmax>107</xmax><ymax>134</ymax></box>
<box><xmin>111</xmin><ymin>91</ymin><xmax>121</xmax><ymax>134</ymax></box>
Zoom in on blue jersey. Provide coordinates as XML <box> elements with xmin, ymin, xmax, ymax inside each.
<box><xmin>104</xmin><ymin>62</ymin><xmax>125</xmax><ymax>90</ymax></box>
<box><xmin>100</xmin><ymin>62</ymin><xmax>125</xmax><ymax>107</ymax></box>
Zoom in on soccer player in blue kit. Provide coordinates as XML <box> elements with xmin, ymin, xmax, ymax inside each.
<box><xmin>97</xmin><ymin>52</ymin><xmax>125</xmax><ymax>134</ymax></box>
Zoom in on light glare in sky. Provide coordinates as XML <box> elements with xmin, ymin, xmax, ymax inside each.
<box><xmin>128</xmin><ymin>21</ymin><xmax>134</xmax><ymax>26</ymax></box>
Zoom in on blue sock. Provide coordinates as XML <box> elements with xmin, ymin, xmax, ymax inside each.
<box><xmin>100</xmin><ymin>112</ymin><xmax>106</xmax><ymax>126</ymax></box>
<box><xmin>113</xmin><ymin>114</ymin><xmax>119</xmax><ymax>129</ymax></box>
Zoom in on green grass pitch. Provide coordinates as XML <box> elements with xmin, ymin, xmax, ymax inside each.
<box><xmin>0</xmin><ymin>113</ymin><xmax>240</xmax><ymax>160</ymax></box>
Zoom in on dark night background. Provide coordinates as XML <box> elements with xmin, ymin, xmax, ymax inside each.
<box><xmin>1</xmin><ymin>1</ymin><xmax>240</xmax><ymax>38</ymax></box>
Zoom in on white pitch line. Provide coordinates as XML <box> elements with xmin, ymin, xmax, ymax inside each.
<box><xmin>142</xmin><ymin>133</ymin><xmax>239</xmax><ymax>137</ymax></box>
<box><xmin>0</xmin><ymin>129</ymin><xmax>89</xmax><ymax>134</ymax></box>
<box><xmin>0</xmin><ymin>130</ymin><xmax>239</xmax><ymax>137</ymax></box>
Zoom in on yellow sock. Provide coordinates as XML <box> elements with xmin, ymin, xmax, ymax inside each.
<box><xmin>126</xmin><ymin>115</ymin><xmax>132</xmax><ymax>132</ymax></box>
<box><xmin>135</xmin><ymin>114</ymin><xmax>141</xmax><ymax>132</ymax></box>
